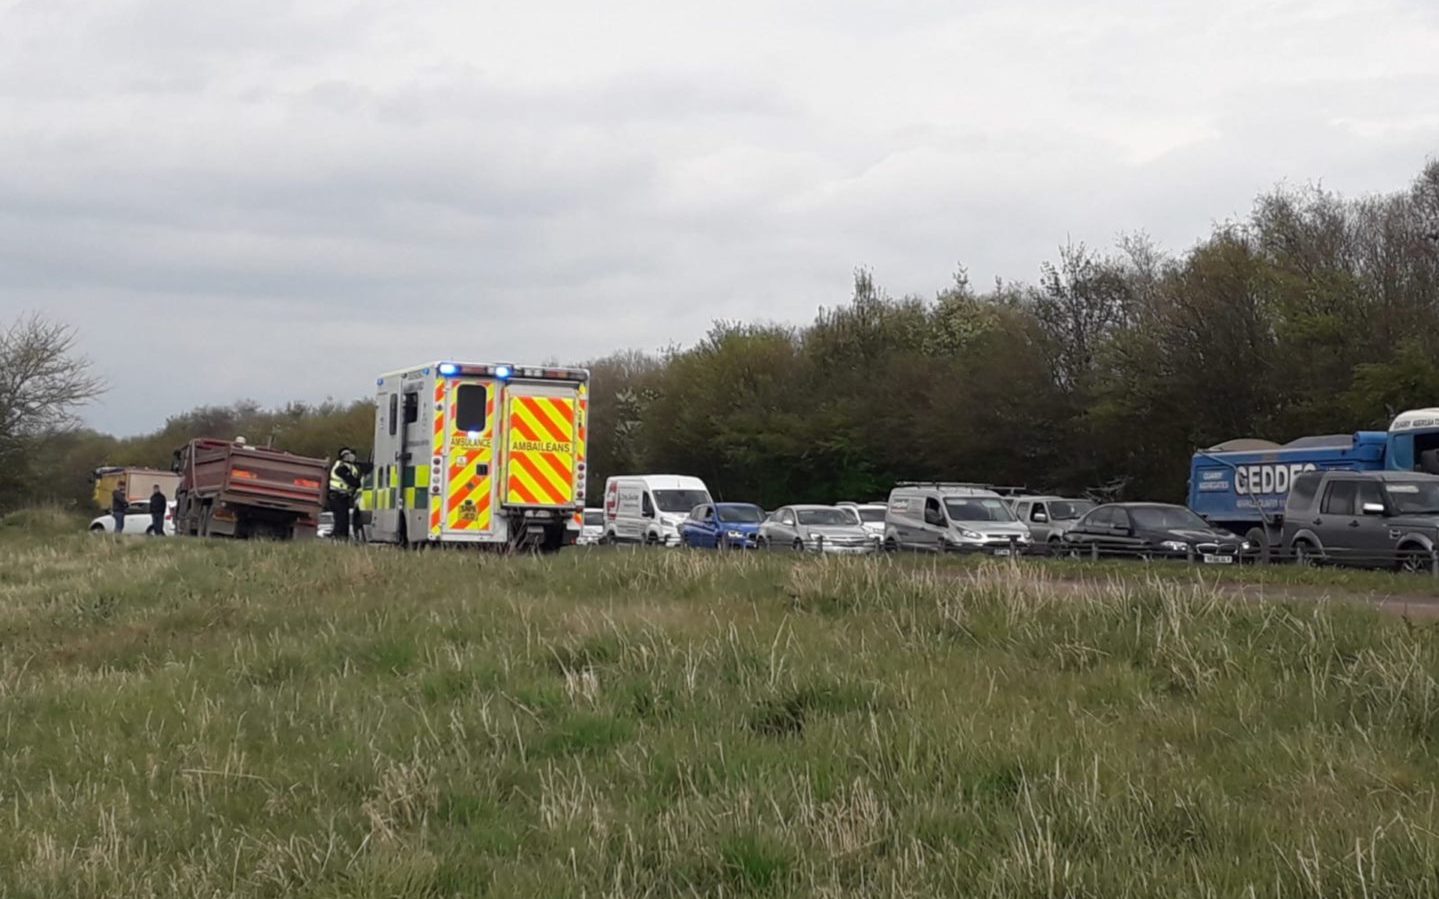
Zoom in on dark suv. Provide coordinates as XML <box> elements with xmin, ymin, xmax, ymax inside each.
<box><xmin>1281</xmin><ymin>471</ymin><xmax>1439</xmax><ymax>571</ymax></box>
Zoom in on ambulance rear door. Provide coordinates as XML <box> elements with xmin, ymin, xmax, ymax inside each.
<box><xmin>437</xmin><ymin>376</ymin><xmax>499</xmax><ymax>541</ymax></box>
<box><xmin>500</xmin><ymin>381</ymin><xmax>582</xmax><ymax>511</ymax></box>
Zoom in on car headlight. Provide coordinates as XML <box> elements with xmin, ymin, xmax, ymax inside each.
<box><xmin>958</xmin><ymin>528</ymin><xmax>983</xmax><ymax>540</ymax></box>
<box><xmin>1241</xmin><ymin>541</ymin><xmax>1252</xmax><ymax>551</ymax></box>
<box><xmin>1159</xmin><ymin>540</ymin><xmax>1188</xmax><ymax>552</ymax></box>
<box><xmin>726</xmin><ymin>530</ymin><xmax>745</xmax><ymax>540</ymax></box>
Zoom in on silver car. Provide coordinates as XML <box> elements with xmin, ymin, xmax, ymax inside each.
<box><xmin>1010</xmin><ymin>496</ymin><xmax>1096</xmax><ymax>548</ymax></box>
<box><xmin>759</xmin><ymin>505</ymin><xmax>877</xmax><ymax>554</ymax></box>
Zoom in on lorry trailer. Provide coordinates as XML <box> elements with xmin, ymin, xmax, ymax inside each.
<box><xmin>91</xmin><ymin>467</ymin><xmax>179</xmax><ymax>511</ymax></box>
<box><xmin>172</xmin><ymin>438</ymin><xmax>328</xmax><ymax>539</ymax></box>
<box><xmin>1188</xmin><ymin>407</ymin><xmax>1439</xmax><ymax>555</ymax></box>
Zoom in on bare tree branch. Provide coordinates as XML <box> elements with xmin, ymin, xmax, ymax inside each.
<box><xmin>0</xmin><ymin>314</ymin><xmax>106</xmax><ymax>446</ymax></box>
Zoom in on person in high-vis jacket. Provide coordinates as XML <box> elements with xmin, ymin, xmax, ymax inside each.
<box><xmin>328</xmin><ymin>447</ymin><xmax>363</xmax><ymax>540</ymax></box>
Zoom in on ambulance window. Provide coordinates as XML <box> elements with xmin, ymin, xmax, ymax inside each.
<box><xmin>456</xmin><ymin>385</ymin><xmax>488</xmax><ymax>432</ymax></box>
<box><xmin>387</xmin><ymin>394</ymin><xmax>398</xmax><ymax>437</ymax></box>
<box><xmin>403</xmin><ymin>392</ymin><xmax>419</xmax><ymax>425</ymax></box>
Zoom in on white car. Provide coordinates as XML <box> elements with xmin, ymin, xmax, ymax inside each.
<box><xmin>838</xmin><ymin>502</ymin><xmax>887</xmax><ymax>544</ymax></box>
<box><xmin>90</xmin><ymin>501</ymin><xmax>176</xmax><ymax>536</ymax></box>
<box><xmin>576</xmin><ymin>508</ymin><xmax>604</xmax><ymax>545</ymax></box>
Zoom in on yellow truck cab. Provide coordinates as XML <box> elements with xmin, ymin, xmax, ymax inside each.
<box><xmin>367</xmin><ymin>362</ymin><xmax>589</xmax><ymax>552</ymax></box>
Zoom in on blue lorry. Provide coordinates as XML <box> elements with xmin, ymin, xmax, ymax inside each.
<box><xmin>1187</xmin><ymin>407</ymin><xmax>1439</xmax><ymax>555</ymax></box>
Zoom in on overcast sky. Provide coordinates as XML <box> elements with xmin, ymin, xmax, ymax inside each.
<box><xmin>3</xmin><ymin>0</ymin><xmax>1437</xmax><ymax>435</ymax></box>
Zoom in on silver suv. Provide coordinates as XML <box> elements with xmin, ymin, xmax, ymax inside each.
<box><xmin>1010</xmin><ymin>496</ymin><xmax>1096</xmax><ymax>548</ymax></box>
<box><xmin>884</xmin><ymin>483</ymin><xmax>1031</xmax><ymax>554</ymax></box>
<box><xmin>1281</xmin><ymin>470</ymin><xmax>1439</xmax><ymax>571</ymax></box>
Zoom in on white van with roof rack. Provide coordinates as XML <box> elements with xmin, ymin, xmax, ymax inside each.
<box><xmin>602</xmin><ymin>475</ymin><xmax>712</xmax><ymax>546</ymax></box>
<box><xmin>884</xmin><ymin>482</ymin><xmax>1031</xmax><ymax>554</ymax></box>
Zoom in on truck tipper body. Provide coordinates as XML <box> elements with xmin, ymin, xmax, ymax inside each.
<box><xmin>365</xmin><ymin>361</ymin><xmax>589</xmax><ymax>552</ymax></box>
<box><xmin>1188</xmin><ymin>407</ymin><xmax>1439</xmax><ymax>553</ymax></box>
<box><xmin>173</xmin><ymin>439</ymin><xmax>327</xmax><ymax>539</ymax></box>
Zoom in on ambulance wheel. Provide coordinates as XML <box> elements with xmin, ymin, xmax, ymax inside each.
<box><xmin>540</xmin><ymin>525</ymin><xmax>566</xmax><ymax>554</ymax></box>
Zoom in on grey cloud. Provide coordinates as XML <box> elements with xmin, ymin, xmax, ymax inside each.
<box><xmin>2</xmin><ymin>0</ymin><xmax>1436</xmax><ymax>434</ymax></box>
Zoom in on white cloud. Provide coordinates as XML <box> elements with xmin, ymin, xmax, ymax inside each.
<box><xmin>1</xmin><ymin>0</ymin><xmax>1437</xmax><ymax>433</ymax></box>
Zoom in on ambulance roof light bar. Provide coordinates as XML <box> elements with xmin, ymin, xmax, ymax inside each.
<box><xmin>435</xmin><ymin>362</ymin><xmax>589</xmax><ymax>382</ymax></box>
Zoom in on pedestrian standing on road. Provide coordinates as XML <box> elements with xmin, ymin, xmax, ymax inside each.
<box><xmin>148</xmin><ymin>484</ymin><xmax>167</xmax><ymax>536</ymax></box>
<box><xmin>111</xmin><ymin>483</ymin><xmax>129</xmax><ymax>534</ymax></box>
<box><xmin>328</xmin><ymin>447</ymin><xmax>363</xmax><ymax>540</ymax></box>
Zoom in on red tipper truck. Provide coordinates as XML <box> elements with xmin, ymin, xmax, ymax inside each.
<box><xmin>172</xmin><ymin>439</ymin><xmax>328</xmax><ymax>539</ymax></box>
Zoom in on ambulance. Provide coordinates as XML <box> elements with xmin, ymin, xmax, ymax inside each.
<box><xmin>366</xmin><ymin>361</ymin><xmax>589</xmax><ymax>551</ymax></box>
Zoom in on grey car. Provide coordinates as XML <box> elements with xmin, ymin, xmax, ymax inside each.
<box><xmin>1282</xmin><ymin>470</ymin><xmax>1439</xmax><ymax>571</ymax></box>
<box><xmin>1010</xmin><ymin>496</ymin><xmax>1096</xmax><ymax>548</ymax></box>
<box><xmin>758</xmin><ymin>505</ymin><xmax>877</xmax><ymax>554</ymax></box>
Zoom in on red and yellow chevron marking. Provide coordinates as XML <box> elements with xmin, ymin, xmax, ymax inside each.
<box><xmin>430</xmin><ymin>378</ymin><xmax>446</xmax><ymax>537</ymax></box>
<box><xmin>445</xmin><ymin>449</ymin><xmax>492</xmax><ymax>532</ymax></box>
<box><xmin>446</xmin><ymin>385</ymin><xmax>495</xmax><ymax>533</ymax></box>
<box><xmin>505</xmin><ymin>395</ymin><xmax>576</xmax><ymax>506</ymax></box>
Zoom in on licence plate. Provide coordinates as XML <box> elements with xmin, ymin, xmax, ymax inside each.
<box><xmin>992</xmin><ymin>548</ymin><xmax>1011</xmax><ymax>557</ymax></box>
<box><xmin>1202</xmin><ymin>554</ymin><xmax>1234</xmax><ymax>565</ymax></box>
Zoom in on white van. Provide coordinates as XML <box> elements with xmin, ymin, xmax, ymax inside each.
<box><xmin>884</xmin><ymin>482</ymin><xmax>1031</xmax><ymax>554</ymax></box>
<box><xmin>602</xmin><ymin>475</ymin><xmax>713</xmax><ymax>546</ymax></box>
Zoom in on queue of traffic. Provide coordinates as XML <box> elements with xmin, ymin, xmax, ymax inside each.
<box><xmin>589</xmin><ymin>459</ymin><xmax>1439</xmax><ymax>573</ymax></box>
<box><xmin>584</xmin><ymin>475</ymin><xmax>1254</xmax><ymax>565</ymax></box>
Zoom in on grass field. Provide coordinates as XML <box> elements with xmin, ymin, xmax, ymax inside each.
<box><xmin>5</xmin><ymin>521</ymin><xmax>1439</xmax><ymax>897</ymax></box>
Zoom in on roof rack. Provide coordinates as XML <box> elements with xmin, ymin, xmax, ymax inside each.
<box><xmin>895</xmin><ymin>481</ymin><xmax>1031</xmax><ymax>494</ymax></box>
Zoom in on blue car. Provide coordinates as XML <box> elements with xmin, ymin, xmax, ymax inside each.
<box><xmin>678</xmin><ymin>502</ymin><xmax>766</xmax><ymax>549</ymax></box>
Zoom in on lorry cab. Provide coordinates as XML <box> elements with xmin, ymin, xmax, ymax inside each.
<box><xmin>1385</xmin><ymin>408</ymin><xmax>1439</xmax><ymax>473</ymax></box>
<box><xmin>602</xmin><ymin>475</ymin><xmax>712</xmax><ymax>546</ymax></box>
<box><xmin>368</xmin><ymin>362</ymin><xmax>589</xmax><ymax>552</ymax></box>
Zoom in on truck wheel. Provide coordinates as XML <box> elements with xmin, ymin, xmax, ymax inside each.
<box><xmin>1245</xmin><ymin>528</ymin><xmax>1271</xmax><ymax>564</ymax></box>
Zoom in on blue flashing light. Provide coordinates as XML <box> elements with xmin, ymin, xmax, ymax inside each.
<box><xmin>495</xmin><ymin>365</ymin><xmax>513</xmax><ymax>379</ymax></box>
<box><xmin>438</xmin><ymin>362</ymin><xmax>460</xmax><ymax>377</ymax></box>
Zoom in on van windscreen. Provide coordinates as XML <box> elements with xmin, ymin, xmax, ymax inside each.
<box><xmin>654</xmin><ymin>489</ymin><xmax>710</xmax><ymax>513</ymax></box>
<box><xmin>943</xmin><ymin>498</ymin><xmax>1014</xmax><ymax>522</ymax></box>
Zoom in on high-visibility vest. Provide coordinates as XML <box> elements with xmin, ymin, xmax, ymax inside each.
<box><xmin>330</xmin><ymin>460</ymin><xmax>358</xmax><ymax>495</ymax></box>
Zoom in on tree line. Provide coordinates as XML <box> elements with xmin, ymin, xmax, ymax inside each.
<box><xmin>6</xmin><ymin>161</ymin><xmax>1439</xmax><ymax>513</ymax></box>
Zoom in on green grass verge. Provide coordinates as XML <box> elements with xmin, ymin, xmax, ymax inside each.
<box><xmin>3</xmin><ymin>534</ymin><xmax>1439</xmax><ymax>896</ymax></box>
